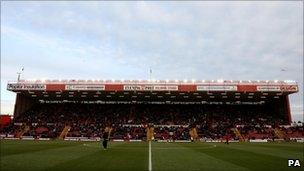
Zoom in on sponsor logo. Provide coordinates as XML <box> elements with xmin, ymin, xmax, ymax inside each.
<box><xmin>280</xmin><ymin>85</ymin><xmax>298</xmax><ymax>92</ymax></box>
<box><xmin>257</xmin><ymin>86</ymin><xmax>280</xmax><ymax>91</ymax></box>
<box><xmin>7</xmin><ymin>84</ymin><xmax>46</xmax><ymax>90</ymax></box>
<box><xmin>197</xmin><ymin>86</ymin><xmax>237</xmax><ymax>91</ymax></box>
<box><xmin>65</xmin><ymin>85</ymin><xmax>105</xmax><ymax>90</ymax></box>
<box><xmin>124</xmin><ymin>85</ymin><xmax>178</xmax><ymax>91</ymax></box>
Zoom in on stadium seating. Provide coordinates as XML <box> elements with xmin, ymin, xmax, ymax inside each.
<box><xmin>1</xmin><ymin>103</ymin><xmax>303</xmax><ymax>141</ymax></box>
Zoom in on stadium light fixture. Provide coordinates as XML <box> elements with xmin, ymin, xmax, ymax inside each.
<box><xmin>285</xmin><ymin>80</ymin><xmax>296</xmax><ymax>83</ymax></box>
<box><xmin>217</xmin><ymin>79</ymin><xmax>223</xmax><ymax>83</ymax></box>
<box><xmin>192</xmin><ymin>79</ymin><xmax>195</xmax><ymax>83</ymax></box>
<box><xmin>183</xmin><ymin>79</ymin><xmax>187</xmax><ymax>83</ymax></box>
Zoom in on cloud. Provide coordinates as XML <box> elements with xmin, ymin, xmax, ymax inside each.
<box><xmin>1</xmin><ymin>1</ymin><xmax>303</xmax><ymax>121</ymax></box>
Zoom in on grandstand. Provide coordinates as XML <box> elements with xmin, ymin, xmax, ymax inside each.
<box><xmin>1</xmin><ymin>79</ymin><xmax>302</xmax><ymax>142</ymax></box>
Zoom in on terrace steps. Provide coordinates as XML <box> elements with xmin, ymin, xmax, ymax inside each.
<box><xmin>16</xmin><ymin>125</ymin><xmax>30</xmax><ymax>138</ymax></box>
<box><xmin>233</xmin><ymin>128</ymin><xmax>245</xmax><ymax>142</ymax></box>
<box><xmin>274</xmin><ymin>128</ymin><xmax>286</xmax><ymax>139</ymax></box>
<box><xmin>59</xmin><ymin>125</ymin><xmax>71</xmax><ymax>140</ymax></box>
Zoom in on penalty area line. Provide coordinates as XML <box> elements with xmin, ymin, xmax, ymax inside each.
<box><xmin>149</xmin><ymin>141</ymin><xmax>152</xmax><ymax>171</ymax></box>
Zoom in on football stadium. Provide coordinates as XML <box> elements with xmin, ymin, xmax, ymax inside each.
<box><xmin>1</xmin><ymin>79</ymin><xmax>303</xmax><ymax>171</ymax></box>
<box><xmin>1</xmin><ymin>1</ymin><xmax>303</xmax><ymax>171</ymax></box>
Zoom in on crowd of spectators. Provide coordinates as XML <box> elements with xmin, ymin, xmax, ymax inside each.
<box><xmin>0</xmin><ymin>103</ymin><xmax>303</xmax><ymax>140</ymax></box>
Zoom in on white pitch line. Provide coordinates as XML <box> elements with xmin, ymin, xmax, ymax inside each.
<box><xmin>149</xmin><ymin>141</ymin><xmax>152</xmax><ymax>171</ymax></box>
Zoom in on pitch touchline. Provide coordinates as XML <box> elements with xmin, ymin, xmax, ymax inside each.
<box><xmin>149</xmin><ymin>141</ymin><xmax>152</xmax><ymax>171</ymax></box>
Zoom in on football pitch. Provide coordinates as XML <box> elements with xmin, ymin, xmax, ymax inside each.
<box><xmin>0</xmin><ymin>140</ymin><xmax>303</xmax><ymax>171</ymax></box>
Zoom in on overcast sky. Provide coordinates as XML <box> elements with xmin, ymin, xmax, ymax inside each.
<box><xmin>1</xmin><ymin>1</ymin><xmax>303</xmax><ymax>121</ymax></box>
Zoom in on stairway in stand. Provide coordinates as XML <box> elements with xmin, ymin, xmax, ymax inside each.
<box><xmin>59</xmin><ymin>125</ymin><xmax>71</xmax><ymax>140</ymax></box>
<box><xmin>274</xmin><ymin>128</ymin><xmax>286</xmax><ymax>139</ymax></box>
<box><xmin>16</xmin><ymin>125</ymin><xmax>30</xmax><ymax>138</ymax></box>
<box><xmin>233</xmin><ymin>128</ymin><xmax>245</xmax><ymax>142</ymax></box>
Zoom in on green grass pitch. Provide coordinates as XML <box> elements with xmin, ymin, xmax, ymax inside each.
<box><xmin>0</xmin><ymin>140</ymin><xmax>303</xmax><ymax>171</ymax></box>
